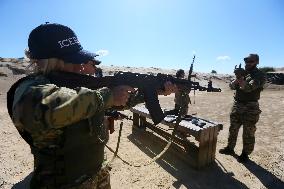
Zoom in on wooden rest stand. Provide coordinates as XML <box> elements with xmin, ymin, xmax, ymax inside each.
<box><xmin>130</xmin><ymin>106</ymin><xmax>223</xmax><ymax>169</ymax></box>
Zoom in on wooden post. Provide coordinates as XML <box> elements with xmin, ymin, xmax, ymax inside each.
<box><xmin>211</xmin><ymin>126</ymin><xmax>219</xmax><ymax>162</ymax></box>
<box><xmin>207</xmin><ymin>127</ymin><xmax>214</xmax><ymax>165</ymax></box>
<box><xmin>133</xmin><ymin>112</ymin><xmax>140</xmax><ymax>127</ymax></box>
<box><xmin>197</xmin><ymin>128</ymin><xmax>210</xmax><ymax>169</ymax></box>
<box><xmin>139</xmin><ymin>115</ymin><xmax>147</xmax><ymax>129</ymax></box>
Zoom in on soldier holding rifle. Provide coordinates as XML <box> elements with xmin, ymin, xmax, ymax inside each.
<box><xmin>7</xmin><ymin>23</ymin><xmax>177</xmax><ymax>189</ymax></box>
<box><xmin>219</xmin><ymin>54</ymin><xmax>266</xmax><ymax>163</ymax></box>
<box><xmin>164</xmin><ymin>69</ymin><xmax>191</xmax><ymax>116</ymax></box>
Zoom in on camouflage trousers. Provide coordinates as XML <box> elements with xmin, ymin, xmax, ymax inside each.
<box><xmin>227</xmin><ymin>101</ymin><xmax>261</xmax><ymax>155</ymax></box>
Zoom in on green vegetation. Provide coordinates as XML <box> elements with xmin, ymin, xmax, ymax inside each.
<box><xmin>211</xmin><ymin>70</ymin><xmax>217</xmax><ymax>74</ymax></box>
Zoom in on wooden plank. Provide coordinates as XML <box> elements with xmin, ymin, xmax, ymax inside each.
<box><xmin>139</xmin><ymin>123</ymin><xmax>199</xmax><ymax>168</ymax></box>
<box><xmin>131</xmin><ymin>107</ymin><xmax>201</xmax><ymax>138</ymax></box>
<box><xmin>133</xmin><ymin>112</ymin><xmax>140</xmax><ymax>127</ymax></box>
<box><xmin>211</xmin><ymin>126</ymin><xmax>219</xmax><ymax>162</ymax></box>
<box><xmin>170</xmin><ymin>141</ymin><xmax>199</xmax><ymax>168</ymax></box>
<box><xmin>140</xmin><ymin>115</ymin><xmax>147</xmax><ymax>128</ymax></box>
<box><xmin>144</xmin><ymin>122</ymin><xmax>198</xmax><ymax>154</ymax></box>
<box><xmin>132</xmin><ymin>126</ymin><xmax>199</xmax><ymax>168</ymax></box>
<box><xmin>174</xmin><ymin>120</ymin><xmax>200</xmax><ymax>139</ymax></box>
<box><xmin>130</xmin><ymin>107</ymin><xmax>152</xmax><ymax>119</ymax></box>
<box><xmin>206</xmin><ymin>127</ymin><xmax>214</xmax><ymax>165</ymax></box>
<box><xmin>197</xmin><ymin>128</ymin><xmax>210</xmax><ymax>169</ymax></box>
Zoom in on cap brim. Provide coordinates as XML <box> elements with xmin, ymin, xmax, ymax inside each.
<box><xmin>62</xmin><ymin>49</ymin><xmax>101</xmax><ymax>65</ymax></box>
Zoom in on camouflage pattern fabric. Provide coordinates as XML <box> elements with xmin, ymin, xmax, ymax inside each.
<box><xmin>227</xmin><ymin>101</ymin><xmax>261</xmax><ymax>155</ymax></box>
<box><xmin>174</xmin><ymin>90</ymin><xmax>190</xmax><ymax>116</ymax></box>
<box><xmin>11</xmin><ymin>74</ymin><xmax>144</xmax><ymax>188</ymax></box>
<box><xmin>12</xmin><ymin>75</ymin><xmax>113</xmax><ymax>149</ymax></box>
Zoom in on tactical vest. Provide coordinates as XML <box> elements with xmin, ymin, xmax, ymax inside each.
<box><xmin>235</xmin><ymin>88</ymin><xmax>262</xmax><ymax>103</ymax></box>
<box><xmin>7</xmin><ymin>74</ymin><xmax>107</xmax><ymax>188</ymax></box>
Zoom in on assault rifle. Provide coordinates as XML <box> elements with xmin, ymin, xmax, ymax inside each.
<box><xmin>234</xmin><ymin>63</ymin><xmax>246</xmax><ymax>79</ymax></box>
<box><xmin>105</xmin><ymin>110</ymin><xmax>130</xmax><ymax>120</ymax></box>
<box><xmin>188</xmin><ymin>55</ymin><xmax>196</xmax><ymax>104</ymax></box>
<box><xmin>188</xmin><ymin>55</ymin><xmax>196</xmax><ymax>81</ymax></box>
<box><xmin>47</xmin><ymin>71</ymin><xmax>220</xmax><ymax>125</ymax></box>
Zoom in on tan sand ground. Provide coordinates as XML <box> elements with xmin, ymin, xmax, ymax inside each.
<box><xmin>0</xmin><ymin>65</ymin><xmax>283</xmax><ymax>189</ymax></box>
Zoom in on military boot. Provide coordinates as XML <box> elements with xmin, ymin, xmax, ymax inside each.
<box><xmin>237</xmin><ymin>152</ymin><xmax>249</xmax><ymax>163</ymax></box>
<box><xmin>219</xmin><ymin>146</ymin><xmax>234</xmax><ymax>155</ymax></box>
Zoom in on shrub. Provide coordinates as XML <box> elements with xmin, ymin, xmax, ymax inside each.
<box><xmin>211</xmin><ymin>70</ymin><xmax>217</xmax><ymax>74</ymax></box>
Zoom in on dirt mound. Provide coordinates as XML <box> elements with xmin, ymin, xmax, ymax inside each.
<box><xmin>266</xmin><ymin>73</ymin><xmax>284</xmax><ymax>85</ymax></box>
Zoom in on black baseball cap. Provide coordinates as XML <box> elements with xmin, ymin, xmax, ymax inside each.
<box><xmin>176</xmin><ymin>69</ymin><xmax>185</xmax><ymax>77</ymax></box>
<box><xmin>244</xmin><ymin>54</ymin><xmax>259</xmax><ymax>63</ymax></box>
<box><xmin>28</xmin><ymin>23</ymin><xmax>100</xmax><ymax>64</ymax></box>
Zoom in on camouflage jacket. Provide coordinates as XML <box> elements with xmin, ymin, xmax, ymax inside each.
<box><xmin>9</xmin><ymin>72</ymin><xmax>144</xmax><ymax>187</ymax></box>
<box><xmin>12</xmin><ymin>74</ymin><xmax>113</xmax><ymax>148</ymax></box>
<box><xmin>11</xmin><ymin>73</ymin><xmax>144</xmax><ymax>148</ymax></box>
<box><xmin>174</xmin><ymin>90</ymin><xmax>190</xmax><ymax>107</ymax></box>
<box><xmin>229</xmin><ymin>67</ymin><xmax>266</xmax><ymax>103</ymax></box>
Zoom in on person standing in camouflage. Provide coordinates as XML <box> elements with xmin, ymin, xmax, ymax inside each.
<box><xmin>174</xmin><ymin>69</ymin><xmax>191</xmax><ymax>116</ymax></box>
<box><xmin>164</xmin><ymin>69</ymin><xmax>191</xmax><ymax>116</ymax></box>
<box><xmin>7</xmin><ymin>23</ymin><xmax>176</xmax><ymax>189</ymax></box>
<box><xmin>219</xmin><ymin>54</ymin><xmax>266</xmax><ymax>163</ymax></box>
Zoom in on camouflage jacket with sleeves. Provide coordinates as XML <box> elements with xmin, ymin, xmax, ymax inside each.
<box><xmin>12</xmin><ymin>74</ymin><xmax>113</xmax><ymax>148</ymax></box>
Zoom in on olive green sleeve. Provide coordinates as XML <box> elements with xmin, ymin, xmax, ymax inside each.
<box><xmin>16</xmin><ymin>83</ymin><xmax>110</xmax><ymax>129</ymax></box>
<box><xmin>42</xmin><ymin>86</ymin><xmax>113</xmax><ymax>128</ymax></box>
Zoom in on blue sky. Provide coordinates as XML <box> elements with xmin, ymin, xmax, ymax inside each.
<box><xmin>0</xmin><ymin>0</ymin><xmax>283</xmax><ymax>74</ymax></box>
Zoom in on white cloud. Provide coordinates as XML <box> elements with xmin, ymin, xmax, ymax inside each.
<box><xmin>216</xmin><ymin>55</ymin><xmax>231</xmax><ymax>61</ymax></box>
<box><xmin>96</xmin><ymin>49</ymin><xmax>109</xmax><ymax>57</ymax></box>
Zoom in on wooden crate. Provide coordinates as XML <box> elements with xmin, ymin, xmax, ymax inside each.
<box><xmin>130</xmin><ymin>106</ymin><xmax>223</xmax><ymax>169</ymax></box>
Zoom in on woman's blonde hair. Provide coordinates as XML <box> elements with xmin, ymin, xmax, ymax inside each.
<box><xmin>33</xmin><ymin>58</ymin><xmax>65</xmax><ymax>74</ymax></box>
<box><xmin>25</xmin><ymin>48</ymin><xmax>66</xmax><ymax>74</ymax></box>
